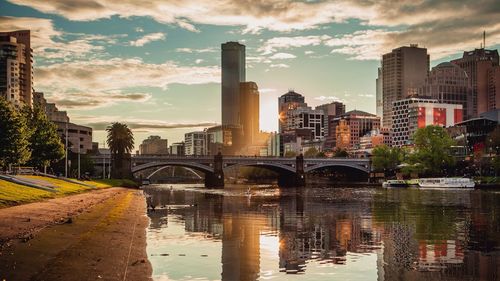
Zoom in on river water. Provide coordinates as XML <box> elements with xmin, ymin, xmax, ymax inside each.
<box><xmin>143</xmin><ymin>184</ymin><xmax>500</xmax><ymax>281</ymax></box>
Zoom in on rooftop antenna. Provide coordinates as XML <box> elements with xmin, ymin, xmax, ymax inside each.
<box><xmin>483</xmin><ymin>30</ymin><xmax>486</xmax><ymax>49</ymax></box>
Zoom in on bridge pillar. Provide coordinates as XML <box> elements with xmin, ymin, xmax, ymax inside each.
<box><xmin>205</xmin><ymin>153</ymin><xmax>224</xmax><ymax>188</ymax></box>
<box><xmin>277</xmin><ymin>154</ymin><xmax>306</xmax><ymax>188</ymax></box>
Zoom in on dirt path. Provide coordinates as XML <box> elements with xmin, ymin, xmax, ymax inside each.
<box><xmin>0</xmin><ymin>188</ymin><xmax>152</xmax><ymax>281</ymax></box>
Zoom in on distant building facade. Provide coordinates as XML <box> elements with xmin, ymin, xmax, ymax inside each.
<box><xmin>184</xmin><ymin>131</ymin><xmax>207</xmax><ymax>156</ymax></box>
<box><xmin>139</xmin><ymin>135</ymin><xmax>168</xmax><ymax>155</ymax></box>
<box><xmin>169</xmin><ymin>142</ymin><xmax>185</xmax><ymax>156</ymax></box>
<box><xmin>278</xmin><ymin>90</ymin><xmax>307</xmax><ymax>133</ymax></box>
<box><xmin>0</xmin><ymin>30</ymin><xmax>33</xmax><ymax>108</ymax></box>
<box><xmin>451</xmin><ymin>48</ymin><xmax>499</xmax><ymax>117</ymax></box>
<box><xmin>381</xmin><ymin>45</ymin><xmax>430</xmax><ymax>128</ymax></box>
<box><xmin>329</xmin><ymin>110</ymin><xmax>380</xmax><ymax>150</ymax></box>
<box><xmin>240</xmin><ymin>81</ymin><xmax>260</xmax><ymax>146</ymax></box>
<box><xmin>285</xmin><ymin>107</ymin><xmax>325</xmax><ymax>140</ymax></box>
<box><xmin>391</xmin><ymin>98</ymin><xmax>463</xmax><ymax>147</ymax></box>
<box><xmin>376</xmin><ymin>67</ymin><xmax>383</xmax><ymax>122</ymax></box>
<box><xmin>419</xmin><ymin>62</ymin><xmax>471</xmax><ymax>119</ymax></box>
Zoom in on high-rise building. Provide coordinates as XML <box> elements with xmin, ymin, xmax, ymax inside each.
<box><xmin>169</xmin><ymin>142</ymin><xmax>185</xmax><ymax>156</ymax></box>
<box><xmin>419</xmin><ymin>62</ymin><xmax>471</xmax><ymax>119</ymax></box>
<box><xmin>376</xmin><ymin>67</ymin><xmax>383</xmax><ymax>121</ymax></box>
<box><xmin>239</xmin><ymin>82</ymin><xmax>259</xmax><ymax>146</ymax></box>
<box><xmin>139</xmin><ymin>135</ymin><xmax>168</xmax><ymax>155</ymax></box>
<box><xmin>316</xmin><ymin>101</ymin><xmax>345</xmax><ymax>138</ymax></box>
<box><xmin>221</xmin><ymin>42</ymin><xmax>245</xmax><ymax>127</ymax></box>
<box><xmin>451</xmin><ymin>48</ymin><xmax>499</xmax><ymax>117</ymax></box>
<box><xmin>278</xmin><ymin>90</ymin><xmax>307</xmax><ymax>133</ymax></box>
<box><xmin>381</xmin><ymin>45</ymin><xmax>429</xmax><ymax>127</ymax></box>
<box><xmin>329</xmin><ymin>110</ymin><xmax>380</xmax><ymax>149</ymax></box>
<box><xmin>285</xmin><ymin>107</ymin><xmax>325</xmax><ymax>140</ymax></box>
<box><xmin>0</xmin><ymin>30</ymin><xmax>33</xmax><ymax>108</ymax></box>
<box><xmin>184</xmin><ymin>131</ymin><xmax>207</xmax><ymax>156</ymax></box>
<box><xmin>391</xmin><ymin>98</ymin><xmax>463</xmax><ymax>147</ymax></box>
<box><xmin>487</xmin><ymin>66</ymin><xmax>500</xmax><ymax>110</ymax></box>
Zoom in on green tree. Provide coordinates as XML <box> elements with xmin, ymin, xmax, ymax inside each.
<box><xmin>316</xmin><ymin>151</ymin><xmax>326</xmax><ymax>158</ymax></box>
<box><xmin>304</xmin><ymin>147</ymin><xmax>319</xmax><ymax>158</ymax></box>
<box><xmin>334</xmin><ymin>148</ymin><xmax>349</xmax><ymax>157</ymax></box>
<box><xmin>284</xmin><ymin>151</ymin><xmax>297</xmax><ymax>158</ymax></box>
<box><xmin>23</xmin><ymin>106</ymin><xmax>65</xmax><ymax>172</ymax></box>
<box><xmin>0</xmin><ymin>98</ymin><xmax>31</xmax><ymax>171</ymax></box>
<box><xmin>371</xmin><ymin>145</ymin><xmax>404</xmax><ymax>174</ymax></box>
<box><xmin>410</xmin><ymin>125</ymin><xmax>456</xmax><ymax>176</ymax></box>
<box><xmin>107</xmin><ymin>122</ymin><xmax>134</xmax><ymax>178</ymax></box>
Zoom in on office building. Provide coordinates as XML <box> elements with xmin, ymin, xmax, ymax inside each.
<box><xmin>169</xmin><ymin>142</ymin><xmax>185</xmax><ymax>156</ymax></box>
<box><xmin>221</xmin><ymin>42</ymin><xmax>245</xmax><ymax>127</ymax></box>
<box><xmin>33</xmin><ymin>92</ymin><xmax>92</xmax><ymax>154</ymax></box>
<box><xmin>184</xmin><ymin>131</ymin><xmax>207</xmax><ymax>156</ymax></box>
<box><xmin>278</xmin><ymin>90</ymin><xmax>307</xmax><ymax>133</ymax></box>
<box><xmin>381</xmin><ymin>45</ymin><xmax>430</xmax><ymax>127</ymax></box>
<box><xmin>240</xmin><ymin>81</ymin><xmax>259</xmax><ymax>146</ymax></box>
<box><xmin>376</xmin><ymin>67</ymin><xmax>383</xmax><ymax>121</ymax></box>
<box><xmin>451</xmin><ymin>48</ymin><xmax>499</xmax><ymax>117</ymax></box>
<box><xmin>487</xmin><ymin>65</ymin><xmax>500</xmax><ymax>111</ymax></box>
<box><xmin>359</xmin><ymin>128</ymin><xmax>392</xmax><ymax>149</ymax></box>
<box><xmin>419</xmin><ymin>62</ymin><xmax>471</xmax><ymax>119</ymax></box>
<box><xmin>391</xmin><ymin>98</ymin><xmax>463</xmax><ymax>147</ymax></box>
<box><xmin>316</xmin><ymin>101</ymin><xmax>345</xmax><ymax>138</ymax></box>
<box><xmin>285</xmin><ymin>107</ymin><xmax>325</xmax><ymax>140</ymax></box>
<box><xmin>139</xmin><ymin>135</ymin><xmax>168</xmax><ymax>155</ymax></box>
<box><xmin>0</xmin><ymin>30</ymin><xmax>33</xmax><ymax>107</ymax></box>
<box><xmin>329</xmin><ymin>110</ymin><xmax>380</xmax><ymax>149</ymax></box>
<box><xmin>266</xmin><ymin>132</ymin><xmax>280</xmax><ymax>157</ymax></box>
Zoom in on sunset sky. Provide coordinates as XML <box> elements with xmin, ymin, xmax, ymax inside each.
<box><xmin>1</xmin><ymin>0</ymin><xmax>500</xmax><ymax>147</ymax></box>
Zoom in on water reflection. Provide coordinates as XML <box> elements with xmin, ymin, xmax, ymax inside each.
<box><xmin>145</xmin><ymin>186</ymin><xmax>500</xmax><ymax>281</ymax></box>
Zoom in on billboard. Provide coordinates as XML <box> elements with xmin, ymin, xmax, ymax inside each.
<box><xmin>433</xmin><ymin>108</ymin><xmax>446</xmax><ymax>126</ymax></box>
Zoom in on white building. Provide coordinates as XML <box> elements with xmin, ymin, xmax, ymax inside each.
<box><xmin>184</xmin><ymin>131</ymin><xmax>207</xmax><ymax>156</ymax></box>
<box><xmin>285</xmin><ymin>107</ymin><xmax>325</xmax><ymax>140</ymax></box>
<box><xmin>392</xmin><ymin>98</ymin><xmax>463</xmax><ymax>147</ymax></box>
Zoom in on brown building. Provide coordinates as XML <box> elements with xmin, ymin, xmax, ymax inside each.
<box><xmin>335</xmin><ymin>119</ymin><xmax>351</xmax><ymax>150</ymax></box>
<box><xmin>419</xmin><ymin>62</ymin><xmax>471</xmax><ymax>119</ymax></box>
<box><xmin>0</xmin><ymin>30</ymin><xmax>33</xmax><ymax>108</ymax></box>
<box><xmin>278</xmin><ymin>90</ymin><xmax>307</xmax><ymax>133</ymax></box>
<box><xmin>329</xmin><ymin>110</ymin><xmax>380</xmax><ymax>149</ymax></box>
<box><xmin>451</xmin><ymin>48</ymin><xmax>499</xmax><ymax>117</ymax></box>
<box><xmin>487</xmin><ymin>66</ymin><xmax>500</xmax><ymax>111</ymax></box>
<box><xmin>139</xmin><ymin>135</ymin><xmax>168</xmax><ymax>155</ymax></box>
<box><xmin>381</xmin><ymin>45</ymin><xmax>430</xmax><ymax>127</ymax></box>
<box><xmin>239</xmin><ymin>82</ymin><xmax>259</xmax><ymax>146</ymax></box>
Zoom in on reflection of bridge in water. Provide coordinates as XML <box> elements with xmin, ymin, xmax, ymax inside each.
<box><xmin>91</xmin><ymin>154</ymin><xmax>371</xmax><ymax>188</ymax></box>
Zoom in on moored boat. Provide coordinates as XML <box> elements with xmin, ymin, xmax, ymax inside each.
<box><xmin>418</xmin><ymin>178</ymin><xmax>475</xmax><ymax>188</ymax></box>
<box><xmin>382</xmin><ymin>180</ymin><xmax>409</xmax><ymax>188</ymax></box>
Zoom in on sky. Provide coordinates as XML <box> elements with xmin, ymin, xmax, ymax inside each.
<box><xmin>1</xmin><ymin>0</ymin><xmax>500</xmax><ymax>149</ymax></box>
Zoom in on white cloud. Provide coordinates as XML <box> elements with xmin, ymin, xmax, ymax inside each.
<box><xmin>195</xmin><ymin>59</ymin><xmax>204</xmax><ymax>64</ymax></box>
<box><xmin>314</xmin><ymin>96</ymin><xmax>343</xmax><ymax>102</ymax></box>
<box><xmin>270</xmin><ymin>63</ymin><xmax>290</xmax><ymax>68</ymax></box>
<box><xmin>47</xmin><ymin>91</ymin><xmax>152</xmax><ymax>109</ymax></box>
<box><xmin>130</xmin><ymin>32</ymin><xmax>165</xmax><ymax>47</ymax></box>
<box><xmin>175</xmin><ymin>47</ymin><xmax>216</xmax><ymax>53</ymax></box>
<box><xmin>135</xmin><ymin>27</ymin><xmax>144</xmax><ymax>32</ymax></box>
<box><xmin>269</xmin><ymin>52</ymin><xmax>296</xmax><ymax>60</ymax></box>
<box><xmin>259</xmin><ymin>35</ymin><xmax>331</xmax><ymax>54</ymax></box>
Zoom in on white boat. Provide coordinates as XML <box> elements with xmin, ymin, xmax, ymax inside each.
<box><xmin>418</xmin><ymin>178</ymin><xmax>475</xmax><ymax>188</ymax></box>
<box><xmin>382</xmin><ymin>180</ymin><xmax>409</xmax><ymax>188</ymax></box>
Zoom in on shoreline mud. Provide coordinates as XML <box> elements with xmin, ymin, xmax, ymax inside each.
<box><xmin>0</xmin><ymin>187</ymin><xmax>152</xmax><ymax>281</ymax></box>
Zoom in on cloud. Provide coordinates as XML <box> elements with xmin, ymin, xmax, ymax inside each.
<box><xmin>175</xmin><ymin>47</ymin><xmax>216</xmax><ymax>53</ymax></box>
<box><xmin>83</xmin><ymin>119</ymin><xmax>218</xmax><ymax>131</ymax></box>
<box><xmin>259</xmin><ymin>35</ymin><xmax>331</xmax><ymax>54</ymax></box>
<box><xmin>195</xmin><ymin>59</ymin><xmax>204</xmax><ymax>64</ymax></box>
<box><xmin>314</xmin><ymin>96</ymin><xmax>343</xmax><ymax>102</ymax></box>
<box><xmin>269</xmin><ymin>52</ymin><xmax>296</xmax><ymax>60</ymax></box>
<box><xmin>0</xmin><ymin>16</ymin><xmax>111</xmax><ymax>60</ymax></box>
<box><xmin>130</xmin><ymin>32</ymin><xmax>165</xmax><ymax>46</ymax></box>
<box><xmin>47</xmin><ymin>91</ymin><xmax>152</xmax><ymax>109</ymax></box>
<box><xmin>270</xmin><ymin>63</ymin><xmax>290</xmax><ymax>68</ymax></box>
<box><xmin>35</xmin><ymin>58</ymin><xmax>220</xmax><ymax>92</ymax></box>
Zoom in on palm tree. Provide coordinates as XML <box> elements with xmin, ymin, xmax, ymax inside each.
<box><xmin>106</xmin><ymin>122</ymin><xmax>134</xmax><ymax>178</ymax></box>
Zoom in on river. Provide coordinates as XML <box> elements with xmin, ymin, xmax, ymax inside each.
<box><xmin>143</xmin><ymin>184</ymin><xmax>500</xmax><ymax>281</ymax></box>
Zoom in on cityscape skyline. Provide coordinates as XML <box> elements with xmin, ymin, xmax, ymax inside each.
<box><xmin>2</xmin><ymin>0</ymin><xmax>500</xmax><ymax>148</ymax></box>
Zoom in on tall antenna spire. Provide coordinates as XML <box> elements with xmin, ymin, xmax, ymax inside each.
<box><xmin>483</xmin><ymin>30</ymin><xmax>486</xmax><ymax>49</ymax></box>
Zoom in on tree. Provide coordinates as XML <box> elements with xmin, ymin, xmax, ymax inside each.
<box><xmin>410</xmin><ymin>125</ymin><xmax>456</xmax><ymax>176</ymax></box>
<box><xmin>304</xmin><ymin>147</ymin><xmax>319</xmax><ymax>158</ymax></box>
<box><xmin>284</xmin><ymin>151</ymin><xmax>297</xmax><ymax>158</ymax></box>
<box><xmin>107</xmin><ymin>122</ymin><xmax>134</xmax><ymax>178</ymax></box>
<box><xmin>371</xmin><ymin>145</ymin><xmax>404</xmax><ymax>174</ymax></box>
<box><xmin>316</xmin><ymin>151</ymin><xmax>326</xmax><ymax>158</ymax></box>
<box><xmin>0</xmin><ymin>98</ymin><xmax>31</xmax><ymax>171</ymax></box>
<box><xmin>334</xmin><ymin>148</ymin><xmax>349</xmax><ymax>157</ymax></box>
<box><xmin>23</xmin><ymin>106</ymin><xmax>64</xmax><ymax>172</ymax></box>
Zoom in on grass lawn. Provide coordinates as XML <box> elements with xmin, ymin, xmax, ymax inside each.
<box><xmin>0</xmin><ymin>176</ymin><xmax>138</xmax><ymax>208</ymax></box>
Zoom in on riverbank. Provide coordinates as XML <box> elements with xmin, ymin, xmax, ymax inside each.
<box><xmin>0</xmin><ymin>187</ymin><xmax>152</xmax><ymax>281</ymax></box>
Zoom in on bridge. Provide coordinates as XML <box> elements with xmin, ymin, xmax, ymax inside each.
<box><xmin>91</xmin><ymin>154</ymin><xmax>371</xmax><ymax>188</ymax></box>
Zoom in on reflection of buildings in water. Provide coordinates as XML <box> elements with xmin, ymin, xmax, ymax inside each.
<box><xmin>417</xmin><ymin>240</ymin><xmax>464</xmax><ymax>271</ymax></box>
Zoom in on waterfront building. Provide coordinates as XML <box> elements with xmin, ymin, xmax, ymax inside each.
<box><xmin>169</xmin><ymin>142</ymin><xmax>185</xmax><ymax>156</ymax></box>
<box><xmin>221</xmin><ymin>41</ymin><xmax>245</xmax><ymax>127</ymax></box>
<box><xmin>139</xmin><ymin>135</ymin><xmax>168</xmax><ymax>155</ymax></box>
<box><xmin>447</xmin><ymin>109</ymin><xmax>499</xmax><ymax>153</ymax></box>
<box><xmin>285</xmin><ymin>107</ymin><xmax>325</xmax><ymax>141</ymax></box>
<box><xmin>240</xmin><ymin>81</ymin><xmax>260</xmax><ymax>146</ymax></box>
<box><xmin>419</xmin><ymin>62</ymin><xmax>471</xmax><ymax>119</ymax></box>
<box><xmin>278</xmin><ymin>90</ymin><xmax>307</xmax><ymax>133</ymax></box>
<box><xmin>359</xmin><ymin>128</ymin><xmax>392</xmax><ymax>149</ymax></box>
<box><xmin>0</xmin><ymin>30</ymin><xmax>33</xmax><ymax>108</ymax></box>
<box><xmin>381</xmin><ymin>45</ymin><xmax>430</xmax><ymax>128</ymax></box>
<box><xmin>266</xmin><ymin>132</ymin><xmax>280</xmax><ymax>157</ymax></box>
<box><xmin>391</xmin><ymin>98</ymin><xmax>463</xmax><ymax>147</ymax></box>
<box><xmin>451</xmin><ymin>48</ymin><xmax>499</xmax><ymax>117</ymax></box>
<box><xmin>329</xmin><ymin>110</ymin><xmax>380</xmax><ymax>150</ymax></box>
<box><xmin>184</xmin><ymin>131</ymin><xmax>207</xmax><ymax>156</ymax></box>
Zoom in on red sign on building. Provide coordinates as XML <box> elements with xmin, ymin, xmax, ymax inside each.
<box><xmin>454</xmin><ymin>108</ymin><xmax>463</xmax><ymax>124</ymax></box>
<box><xmin>433</xmin><ymin>108</ymin><xmax>446</xmax><ymax>126</ymax></box>
<box><xmin>418</xmin><ymin>107</ymin><xmax>426</xmax><ymax>128</ymax></box>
